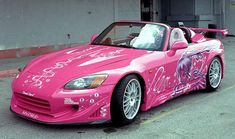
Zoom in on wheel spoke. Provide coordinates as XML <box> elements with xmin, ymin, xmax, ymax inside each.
<box><xmin>127</xmin><ymin>106</ymin><xmax>134</xmax><ymax>117</ymax></box>
<box><xmin>209</xmin><ymin>69</ymin><xmax>215</xmax><ymax>74</ymax></box>
<box><xmin>131</xmin><ymin>82</ymin><xmax>135</xmax><ymax>92</ymax></box>
<box><xmin>210</xmin><ymin>76</ymin><xmax>216</xmax><ymax>83</ymax></box>
<box><xmin>124</xmin><ymin>104</ymin><xmax>132</xmax><ymax>114</ymax></box>
<box><xmin>215</xmin><ymin>62</ymin><xmax>219</xmax><ymax>69</ymax></box>
<box><xmin>124</xmin><ymin>90</ymin><xmax>131</xmax><ymax>96</ymax></box>
<box><xmin>123</xmin><ymin>97</ymin><xmax>130</xmax><ymax>104</ymax></box>
<box><xmin>127</xmin><ymin>84</ymin><xmax>131</xmax><ymax>92</ymax></box>
<box><xmin>134</xmin><ymin>86</ymin><xmax>140</xmax><ymax>93</ymax></box>
<box><xmin>132</xmin><ymin>107</ymin><xmax>137</xmax><ymax>115</ymax></box>
<box><xmin>124</xmin><ymin>101</ymin><xmax>130</xmax><ymax>108</ymax></box>
<box><xmin>135</xmin><ymin>91</ymin><xmax>141</xmax><ymax>99</ymax></box>
<box><xmin>209</xmin><ymin>73</ymin><xmax>214</xmax><ymax>78</ymax></box>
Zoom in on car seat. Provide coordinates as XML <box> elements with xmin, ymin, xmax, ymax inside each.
<box><xmin>169</xmin><ymin>28</ymin><xmax>188</xmax><ymax>48</ymax></box>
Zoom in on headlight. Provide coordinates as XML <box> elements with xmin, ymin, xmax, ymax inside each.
<box><xmin>64</xmin><ymin>74</ymin><xmax>108</xmax><ymax>90</ymax></box>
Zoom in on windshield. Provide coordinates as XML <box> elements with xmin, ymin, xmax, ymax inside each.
<box><xmin>92</xmin><ymin>22</ymin><xmax>166</xmax><ymax>51</ymax></box>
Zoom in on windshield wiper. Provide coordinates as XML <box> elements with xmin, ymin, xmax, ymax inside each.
<box><xmin>116</xmin><ymin>45</ymin><xmax>140</xmax><ymax>49</ymax></box>
<box><xmin>91</xmin><ymin>43</ymin><xmax>140</xmax><ymax>50</ymax></box>
<box><xmin>91</xmin><ymin>42</ymin><xmax>102</xmax><ymax>45</ymax></box>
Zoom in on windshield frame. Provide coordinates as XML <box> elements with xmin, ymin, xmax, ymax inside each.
<box><xmin>91</xmin><ymin>22</ymin><xmax>167</xmax><ymax>51</ymax></box>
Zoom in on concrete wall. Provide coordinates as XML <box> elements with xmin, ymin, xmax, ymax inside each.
<box><xmin>161</xmin><ymin>0</ymin><xmax>233</xmax><ymax>34</ymax></box>
<box><xmin>163</xmin><ymin>0</ymin><xmax>197</xmax><ymax>27</ymax></box>
<box><xmin>166</xmin><ymin>0</ymin><xmax>196</xmax><ymax>27</ymax></box>
<box><xmin>0</xmin><ymin>0</ymin><xmax>140</xmax><ymax>50</ymax></box>
<box><xmin>162</xmin><ymin>0</ymin><xmax>218</xmax><ymax>28</ymax></box>
<box><xmin>225</xmin><ymin>0</ymin><xmax>235</xmax><ymax>35</ymax></box>
<box><xmin>195</xmin><ymin>0</ymin><xmax>216</xmax><ymax>28</ymax></box>
<box><xmin>214</xmin><ymin>0</ymin><xmax>225</xmax><ymax>29</ymax></box>
<box><xmin>115</xmin><ymin>0</ymin><xmax>140</xmax><ymax>20</ymax></box>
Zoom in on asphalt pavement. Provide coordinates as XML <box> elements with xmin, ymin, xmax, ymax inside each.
<box><xmin>0</xmin><ymin>37</ymin><xmax>235</xmax><ymax>139</ymax></box>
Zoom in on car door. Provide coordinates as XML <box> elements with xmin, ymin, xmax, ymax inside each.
<box><xmin>165</xmin><ymin>41</ymin><xmax>211</xmax><ymax>97</ymax></box>
<box><xmin>165</xmin><ymin>47</ymin><xmax>187</xmax><ymax>97</ymax></box>
<box><xmin>140</xmin><ymin>50</ymin><xmax>169</xmax><ymax>109</ymax></box>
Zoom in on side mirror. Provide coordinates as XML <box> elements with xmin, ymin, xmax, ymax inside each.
<box><xmin>171</xmin><ymin>41</ymin><xmax>188</xmax><ymax>51</ymax></box>
<box><xmin>168</xmin><ymin>41</ymin><xmax>188</xmax><ymax>56</ymax></box>
<box><xmin>90</xmin><ymin>34</ymin><xmax>98</xmax><ymax>43</ymax></box>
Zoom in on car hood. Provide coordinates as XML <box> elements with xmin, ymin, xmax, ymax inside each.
<box><xmin>18</xmin><ymin>44</ymin><xmax>150</xmax><ymax>90</ymax></box>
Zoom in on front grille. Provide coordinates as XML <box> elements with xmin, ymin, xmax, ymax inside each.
<box><xmin>15</xmin><ymin>93</ymin><xmax>51</xmax><ymax>115</ymax></box>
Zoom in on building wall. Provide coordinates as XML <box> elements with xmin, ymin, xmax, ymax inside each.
<box><xmin>214</xmin><ymin>0</ymin><xmax>225</xmax><ymax>29</ymax></box>
<box><xmin>162</xmin><ymin>0</ymin><xmax>218</xmax><ymax>28</ymax></box>
<box><xmin>162</xmin><ymin>0</ymin><xmax>197</xmax><ymax>27</ymax></box>
<box><xmin>166</xmin><ymin>0</ymin><xmax>196</xmax><ymax>27</ymax></box>
<box><xmin>0</xmin><ymin>0</ymin><xmax>140</xmax><ymax>50</ymax></box>
<box><xmin>225</xmin><ymin>0</ymin><xmax>235</xmax><ymax>35</ymax></box>
<box><xmin>195</xmin><ymin>0</ymin><xmax>216</xmax><ymax>28</ymax></box>
<box><xmin>161</xmin><ymin>0</ymin><xmax>233</xmax><ymax>34</ymax></box>
<box><xmin>115</xmin><ymin>0</ymin><xmax>140</xmax><ymax>20</ymax></box>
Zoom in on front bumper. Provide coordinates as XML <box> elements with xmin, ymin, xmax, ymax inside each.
<box><xmin>10</xmin><ymin>107</ymin><xmax>110</xmax><ymax>125</ymax></box>
<box><xmin>10</xmin><ymin>85</ymin><xmax>114</xmax><ymax>124</ymax></box>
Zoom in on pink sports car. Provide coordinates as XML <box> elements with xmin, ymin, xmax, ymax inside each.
<box><xmin>10</xmin><ymin>21</ymin><xmax>227</xmax><ymax>125</ymax></box>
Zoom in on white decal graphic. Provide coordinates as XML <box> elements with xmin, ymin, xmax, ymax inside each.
<box><xmin>22</xmin><ymin>91</ymin><xmax>35</xmax><ymax>97</ymax></box>
<box><xmin>94</xmin><ymin>93</ymin><xmax>99</xmax><ymax>98</ymax></box>
<box><xmin>148</xmin><ymin>66</ymin><xmax>171</xmax><ymax>94</ymax></box>
<box><xmin>64</xmin><ymin>98</ymin><xmax>79</xmax><ymax>105</ymax></box>
<box><xmin>78</xmin><ymin>49</ymin><xmax>124</xmax><ymax>66</ymax></box>
<box><xmin>89</xmin><ymin>99</ymin><xmax>95</xmax><ymax>104</ymax></box>
<box><xmin>22</xmin><ymin>110</ymin><xmax>39</xmax><ymax>119</ymax></box>
<box><xmin>79</xmin><ymin>98</ymin><xmax>85</xmax><ymax>103</ymax></box>
<box><xmin>100</xmin><ymin>105</ymin><xmax>109</xmax><ymax>117</ymax></box>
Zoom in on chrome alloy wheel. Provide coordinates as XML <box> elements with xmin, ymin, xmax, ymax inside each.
<box><xmin>123</xmin><ymin>79</ymin><xmax>142</xmax><ymax>120</ymax></box>
<box><xmin>209</xmin><ymin>58</ymin><xmax>222</xmax><ymax>88</ymax></box>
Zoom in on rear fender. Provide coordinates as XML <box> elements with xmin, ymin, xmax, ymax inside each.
<box><xmin>205</xmin><ymin>48</ymin><xmax>225</xmax><ymax>79</ymax></box>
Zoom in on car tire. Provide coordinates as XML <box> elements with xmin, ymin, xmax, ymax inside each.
<box><xmin>206</xmin><ymin>57</ymin><xmax>222</xmax><ymax>91</ymax></box>
<box><xmin>111</xmin><ymin>75</ymin><xmax>142</xmax><ymax>126</ymax></box>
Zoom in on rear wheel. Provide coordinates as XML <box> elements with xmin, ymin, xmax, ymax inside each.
<box><xmin>206</xmin><ymin>57</ymin><xmax>222</xmax><ymax>91</ymax></box>
<box><xmin>111</xmin><ymin>75</ymin><xmax>142</xmax><ymax>125</ymax></box>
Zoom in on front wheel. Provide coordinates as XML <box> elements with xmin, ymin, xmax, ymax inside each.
<box><xmin>206</xmin><ymin>57</ymin><xmax>222</xmax><ymax>91</ymax></box>
<box><xmin>111</xmin><ymin>75</ymin><xmax>142</xmax><ymax>125</ymax></box>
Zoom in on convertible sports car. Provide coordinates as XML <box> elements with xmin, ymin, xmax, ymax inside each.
<box><xmin>10</xmin><ymin>21</ymin><xmax>227</xmax><ymax>125</ymax></box>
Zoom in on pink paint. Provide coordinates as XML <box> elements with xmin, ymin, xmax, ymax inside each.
<box><xmin>10</xmin><ymin>21</ymin><xmax>225</xmax><ymax>124</ymax></box>
<box><xmin>189</xmin><ymin>27</ymin><xmax>228</xmax><ymax>36</ymax></box>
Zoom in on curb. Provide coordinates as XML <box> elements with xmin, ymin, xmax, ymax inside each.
<box><xmin>0</xmin><ymin>69</ymin><xmax>19</xmax><ymax>78</ymax></box>
<box><xmin>0</xmin><ymin>44</ymin><xmax>75</xmax><ymax>59</ymax></box>
<box><xmin>0</xmin><ymin>44</ymin><xmax>79</xmax><ymax>78</ymax></box>
<box><xmin>0</xmin><ymin>43</ymin><xmax>82</xmax><ymax>77</ymax></box>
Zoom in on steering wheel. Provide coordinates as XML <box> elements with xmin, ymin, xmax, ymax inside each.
<box><xmin>102</xmin><ymin>37</ymin><xmax>112</xmax><ymax>45</ymax></box>
<box><xmin>180</xmin><ymin>27</ymin><xmax>192</xmax><ymax>43</ymax></box>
